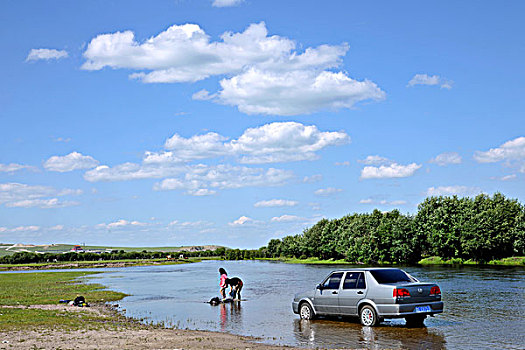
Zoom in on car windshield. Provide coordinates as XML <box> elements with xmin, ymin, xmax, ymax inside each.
<box><xmin>370</xmin><ymin>269</ymin><xmax>413</xmax><ymax>284</ymax></box>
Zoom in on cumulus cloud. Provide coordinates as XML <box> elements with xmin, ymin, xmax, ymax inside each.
<box><xmin>84</xmin><ymin>163</ymin><xmax>185</xmax><ymax>182</ymax></box>
<box><xmin>0</xmin><ymin>183</ymin><xmax>82</xmax><ymax>208</ymax></box>
<box><xmin>161</xmin><ymin>121</ymin><xmax>348</xmax><ymax>164</ymax></box>
<box><xmin>82</xmin><ymin>22</ymin><xmax>384</xmax><ymax>116</ymax></box>
<box><xmin>212</xmin><ymin>0</ymin><xmax>243</xmax><ymax>7</ymax></box>
<box><xmin>474</xmin><ymin>137</ymin><xmax>525</xmax><ymax>172</ymax></box>
<box><xmin>229</xmin><ymin>216</ymin><xmax>253</xmax><ymax>226</ymax></box>
<box><xmin>429</xmin><ymin>152</ymin><xmax>462</xmax><ymax>166</ymax></box>
<box><xmin>44</xmin><ymin>152</ymin><xmax>99</xmax><ymax>172</ymax></box>
<box><xmin>216</xmin><ymin>69</ymin><xmax>385</xmax><ymax>115</ymax></box>
<box><xmin>254</xmin><ymin>199</ymin><xmax>298</xmax><ymax>208</ymax></box>
<box><xmin>26</xmin><ymin>48</ymin><xmax>68</xmax><ymax>61</ymax></box>
<box><xmin>426</xmin><ymin>186</ymin><xmax>481</xmax><ymax>197</ymax></box>
<box><xmin>0</xmin><ymin>163</ymin><xmax>37</xmax><ymax>173</ymax></box>
<box><xmin>360</xmin><ymin>163</ymin><xmax>421</xmax><ymax>179</ymax></box>
<box><xmin>314</xmin><ymin>187</ymin><xmax>343</xmax><ymax>196</ymax></box>
<box><xmin>407</xmin><ymin>74</ymin><xmax>453</xmax><ymax>89</ymax></box>
<box><xmin>153</xmin><ymin>165</ymin><xmax>293</xmax><ymax>192</ymax></box>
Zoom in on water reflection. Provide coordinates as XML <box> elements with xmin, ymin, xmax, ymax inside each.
<box><xmin>293</xmin><ymin>318</ymin><xmax>446</xmax><ymax>349</ymax></box>
<box><xmin>218</xmin><ymin>301</ymin><xmax>242</xmax><ymax>331</ymax></box>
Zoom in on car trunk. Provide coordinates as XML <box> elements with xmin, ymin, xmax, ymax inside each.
<box><xmin>395</xmin><ymin>283</ymin><xmax>438</xmax><ymax>304</ymax></box>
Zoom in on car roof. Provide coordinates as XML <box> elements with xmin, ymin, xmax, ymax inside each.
<box><xmin>328</xmin><ymin>267</ymin><xmax>404</xmax><ymax>273</ymax></box>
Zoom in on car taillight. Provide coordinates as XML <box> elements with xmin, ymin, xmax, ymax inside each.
<box><xmin>393</xmin><ymin>288</ymin><xmax>411</xmax><ymax>298</ymax></box>
<box><xmin>430</xmin><ymin>286</ymin><xmax>441</xmax><ymax>296</ymax></box>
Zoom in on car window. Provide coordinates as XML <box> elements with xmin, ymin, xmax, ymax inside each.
<box><xmin>370</xmin><ymin>269</ymin><xmax>413</xmax><ymax>284</ymax></box>
<box><xmin>322</xmin><ymin>272</ymin><xmax>343</xmax><ymax>289</ymax></box>
<box><xmin>356</xmin><ymin>272</ymin><xmax>366</xmax><ymax>289</ymax></box>
<box><xmin>343</xmin><ymin>272</ymin><xmax>366</xmax><ymax>289</ymax></box>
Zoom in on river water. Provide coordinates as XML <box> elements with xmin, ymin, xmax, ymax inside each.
<box><xmin>87</xmin><ymin>260</ymin><xmax>524</xmax><ymax>349</ymax></box>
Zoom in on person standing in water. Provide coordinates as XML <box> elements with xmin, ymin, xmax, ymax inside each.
<box><xmin>219</xmin><ymin>268</ymin><xmax>228</xmax><ymax>299</ymax></box>
<box><xmin>225</xmin><ymin>277</ymin><xmax>243</xmax><ymax>300</ymax></box>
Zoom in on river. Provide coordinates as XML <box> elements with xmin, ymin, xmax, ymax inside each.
<box><xmin>87</xmin><ymin>260</ymin><xmax>524</xmax><ymax>349</ymax></box>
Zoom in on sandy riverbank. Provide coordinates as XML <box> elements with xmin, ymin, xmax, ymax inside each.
<box><xmin>0</xmin><ymin>304</ymin><xmax>302</xmax><ymax>350</ymax></box>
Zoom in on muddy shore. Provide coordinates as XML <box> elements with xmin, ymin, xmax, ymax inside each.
<box><xmin>0</xmin><ymin>303</ymin><xmax>303</xmax><ymax>350</ymax></box>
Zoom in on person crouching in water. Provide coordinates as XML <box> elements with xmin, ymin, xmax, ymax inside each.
<box><xmin>219</xmin><ymin>268</ymin><xmax>228</xmax><ymax>300</ymax></box>
<box><xmin>225</xmin><ymin>277</ymin><xmax>243</xmax><ymax>300</ymax></box>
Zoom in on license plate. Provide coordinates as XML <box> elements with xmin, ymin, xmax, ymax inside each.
<box><xmin>415</xmin><ymin>305</ymin><xmax>431</xmax><ymax>313</ymax></box>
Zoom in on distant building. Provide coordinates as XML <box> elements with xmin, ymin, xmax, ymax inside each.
<box><xmin>71</xmin><ymin>245</ymin><xmax>84</xmax><ymax>252</ymax></box>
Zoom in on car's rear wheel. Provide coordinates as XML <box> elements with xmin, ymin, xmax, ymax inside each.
<box><xmin>359</xmin><ymin>305</ymin><xmax>378</xmax><ymax>326</ymax></box>
<box><xmin>405</xmin><ymin>315</ymin><xmax>426</xmax><ymax>327</ymax></box>
<box><xmin>299</xmin><ymin>302</ymin><xmax>314</xmax><ymax>320</ymax></box>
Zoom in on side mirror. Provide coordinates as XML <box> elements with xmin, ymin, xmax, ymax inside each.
<box><xmin>316</xmin><ymin>284</ymin><xmax>323</xmax><ymax>290</ymax></box>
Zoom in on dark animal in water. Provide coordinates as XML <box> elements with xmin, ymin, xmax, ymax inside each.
<box><xmin>208</xmin><ymin>297</ymin><xmax>234</xmax><ymax>305</ymax></box>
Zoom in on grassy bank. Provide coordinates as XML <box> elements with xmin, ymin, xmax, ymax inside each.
<box><xmin>0</xmin><ymin>271</ymin><xmax>128</xmax><ymax>331</ymax></box>
<box><xmin>0</xmin><ymin>257</ymin><xmax>198</xmax><ymax>271</ymax></box>
<box><xmin>258</xmin><ymin>256</ymin><xmax>525</xmax><ymax>266</ymax></box>
<box><xmin>418</xmin><ymin>256</ymin><xmax>525</xmax><ymax>266</ymax></box>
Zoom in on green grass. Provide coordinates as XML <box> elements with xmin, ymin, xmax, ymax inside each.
<box><xmin>0</xmin><ymin>271</ymin><xmax>130</xmax><ymax>331</ymax></box>
<box><xmin>0</xmin><ymin>271</ymin><xmax>126</xmax><ymax>306</ymax></box>
<box><xmin>418</xmin><ymin>256</ymin><xmax>525</xmax><ymax>266</ymax></box>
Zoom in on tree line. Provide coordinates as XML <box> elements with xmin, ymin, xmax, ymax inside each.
<box><xmin>261</xmin><ymin>193</ymin><xmax>524</xmax><ymax>263</ymax></box>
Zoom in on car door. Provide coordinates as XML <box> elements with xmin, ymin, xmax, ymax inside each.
<box><xmin>313</xmin><ymin>272</ymin><xmax>343</xmax><ymax>315</ymax></box>
<box><xmin>338</xmin><ymin>272</ymin><xmax>367</xmax><ymax>316</ymax></box>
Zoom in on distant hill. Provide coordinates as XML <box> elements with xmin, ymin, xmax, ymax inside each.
<box><xmin>0</xmin><ymin>243</ymin><xmax>224</xmax><ymax>257</ymax></box>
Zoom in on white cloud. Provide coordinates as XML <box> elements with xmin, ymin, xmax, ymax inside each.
<box><xmin>500</xmin><ymin>174</ymin><xmax>517</xmax><ymax>181</ymax></box>
<box><xmin>26</xmin><ymin>48</ymin><xmax>68</xmax><ymax>61</ymax></box>
<box><xmin>6</xmin><ymin>198</ymin><xmax>79</xmax><ymax>209</ymax></box>
<box><xmin>270</xmin><ymin>214</ymin><xmax>304</xmax><ymax>222</ymax></box>
<box><xmin>429</xmin><ymin>152</ymin><xmax>462</xmax><ymax>166</ymax></box>
<box><xmin>216</xmin><ymin>69</ymin><xmax>385</xmax><ymax>115</ymax></box>
<box><xmin>474</xmin><ymin>137</ymin><xmax>525</xmax><ymax>173</ymax></box>
<box><xmin>82</xmin><ymin>22</ymin><xmax>384</xmax><ymax>116</ymax></box>
<box><xmin>0</xmin><ymin>163</ymin><xmax>36</xmax><ymax>173</ymax></box>
<box><xmin>314</xmin><ymin>187</ymin><xmax>343</xmax><ymax>196</ymax></box>
<box><xmin>359</xmin><ymin>198</ymin><xmax>407</xmax><ymax>206</ymax></box>
<box><xmin>426</xmin><ymin>186</ymin><xmax>481</xmax><ymax>197</ymax></box>
<box><xmin>0</xmin><ymin>183</ymin><xmax>82</xmax><ymax>208</ymax></box>
<box><xmin>161</xmin><ymin>121</ymin><xmax>348</xmax><ymax>164</ymax></box>
<box><xmin>154</xmin><ymin>165</ymin><xmax>293</xmax><ymax>192</ymax></box>
<box><xmin>254</xmin><ymin>199</ymin><xmax>298</xmax><ymax>208</ymax></box>
<box><xmin>360</xmin><ymin>163</ymin><xmax>421</xmax><ymax>179</ymax></box>
<box><xmin>187</xmin><ymin>188</ymin><xmax>217</xmax><ymax>196</ymax></box>
<box><xmin>357</xmin><ymin>155</ymin><xmax>391</xmax><ymax>165</ymax></box>
<box><xmin>50</xmin><ymin>225</ymin><xmax>64</xmax><ymax>231</ymax></box>
<box><xmin>230</xmin><ymin>122</ymin><xmax>349</xmax><ymax>163</ymax></box>
<box><xmin>212</xmin><ymin>0</ymin><xmax>243</xmax><ymax>7</ymax></box>
<box><xmin>44</xmin><ymin>152</ymin><xmax>99</xmax><ymax>172</ymax></box>
<box><xmin>229</xmin><ymin>216</ymin><xmax>253</xmax><ymax>226</ymax></box>
<box><xmin>191</xmin><ymin>89</ymin><xmax>215</xmax><ymax>100</ymax></box>
<box><xmin>84</xmin><ymin>163</ymin><xmax>185</xmax><ymax>182</ymax></box>
<box><xmin>97</xmin><ymin>219</ymin><xmax>148</xmax><ymax>230</ymax></box>
<box><xmin>407</xmin><ymin>74</ymin><xmax>453</xmax><ymax>89</ymax></box>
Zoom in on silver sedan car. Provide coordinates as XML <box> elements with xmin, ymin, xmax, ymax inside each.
<box><xmin>292</xmin><ymin>268</ymin><xmax>443</xmax><ymax>326</ymax></box>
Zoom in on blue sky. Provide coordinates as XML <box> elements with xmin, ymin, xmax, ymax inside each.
<box><xmin>1</xmin><ymin>0</ymin><xmax>524</xmax><ymax>248</ymax></box>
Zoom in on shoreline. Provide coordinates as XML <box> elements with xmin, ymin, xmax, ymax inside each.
<box><xmin>0</xmin><ymin>303</ymin><xmax>302</xmax><ymax>350</ymax></box>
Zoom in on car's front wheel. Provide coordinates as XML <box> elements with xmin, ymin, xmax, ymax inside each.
<box><xmin>359</xmin><ymin>305</ymin><xmax>378</xmax><ymax>326</ymax></box>
<box><xmin>299</xmin><ymin>302</ymin><xmax>314</xmax><ymax>320</ymax></box>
